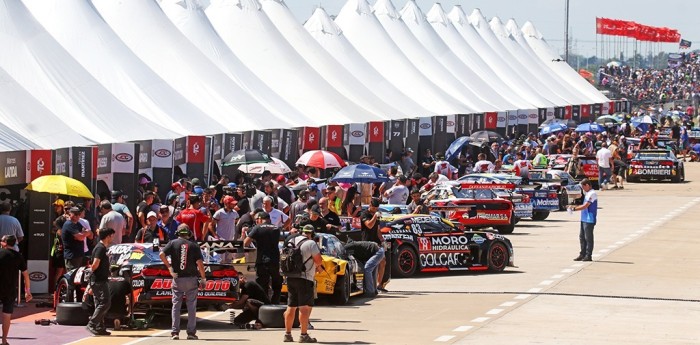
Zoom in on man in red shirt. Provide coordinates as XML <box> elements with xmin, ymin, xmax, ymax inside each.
<box><xmin>175</xmin><ymin>195</ymin><xmax>211</xmax><ymax>241</ymax></box>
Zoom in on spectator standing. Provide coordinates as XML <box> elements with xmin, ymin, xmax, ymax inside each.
<box><xmin>86</xmin><ymin>228</ymin><xmax>115</xmax><ymax>336</ymax></box>
<box><xmin>111</xmin><ymin>191</ymin><xmax>133</xmax><ymax>242</ymax></box>
<box><xmin>62</xmin><ymin>207</ymin><xmax>92</xmax><ymax>270</ymax></box>
<box><xmin>98</xmin><ymin>201</ymin><xmax>125</xmax><ymax>245</ymax></box>
<box><xmin>175</xmin><ymin>195</ymin><xmax>211</xmax><ymax>241</ymax></box>
<box><xmin>383</xmin><ymin>175</ymin><xmax>409</xmax><ymax>205</ymax></box>
<box><xmin>596</xmin><ymin>143</ymin><xmax>614</xmax><ymax>191</ymax></box>
<box><xmin>135</xmin><ymin>212</ymin><xmax>167</xmax><ymax>244</ymax></box>
<box><xmin>568</xmin><ymin>179</ymin><xmax>598</xmax><ymax>262</ymax></box>
<box><xmin>283</xmin><ymin>226</ymin><xmax>323</xmax><ymax>343</ymax></box>
<box><xmin>0</xmin><ymin>203</ymin><xmax>23</xmax><ymax>251</ymax></box>
<box><xmin>0</xmin><ymin>235</ymin><xmax>32</xmax><ymax>345</ymax></box>
<box><xmin>160</xmin><ymin>225</ymin><xmax>206</xmax><ymax>340</ymax></box>
<box><xmin>399</xmin><ymin>148</ymin><xmax>416</xmax><ymax>176</ymax></box>
<box><xmin>421</xmin><ymin>149</ymin><xmax>436</xmax><ymax>177</ymax></box>
<box><xmin>360</xmin><ymin>199</ymin><xmax>387</xmax><ymax>293</ymax></box>
<box><xmin>433</xmin><ymin>153</ymin><xmax>456</xmax><ymax>179</ymax></box>
<box><xmin>473</xmin><ymin>153</ymin><xmax>495</xmax><ymax>173</ymax></box>
<box><xmin>157</xmin><ymin>205</ymin><xmax>180</xmax><ymax>241</ymax></box>
<box><xmin>262</xmin><ymin>196</ymin><xmax>290</xmax><ymax>229</ymax></box>
<box><xmin>243</xmin><ymin>211</ymin><xmax>282</xmax><ymax>304</ymax></box>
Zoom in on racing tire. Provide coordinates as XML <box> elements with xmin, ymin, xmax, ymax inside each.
<box><xmin>330</xmin><ymin>268</ymin><xmax>351</xmax><ymax>305</ymax></box>
<box><xmin>392</xmin><ymin>245</ymin><xmax>418</xmax><ymax>278</ymax></box>
<box><xmin>486</xmin><ymin>242</ymin><xmax>509</xmax><ymax>272</ymax></box>
<box><xmin>494</xmin><ymin>212</ymin><xmax>515</xmax><ymax>235</ymax></box>
<box><xmin>513</xmin><ymin>217</ymin><xmax>520</xmax><ymax>225</ymax></box>
<box><xmin>559</xmin><ymin>190</ymin><xmax>569</xmax><ymax>211</ymax></box>
<box><xmin>55</xmin><ymin>302</ymin><xmax>90</xmax><ymax>326</ymax></box>
<box><xmin>258</xmin><ymin>305</ymin><xmax>299</xmax><ymax>329</ymax></box>
<box><xmin>54</xmin><ymin>277</ymin><xmax>73</xmax><ymax>306</ymax></box>
<box><xmin>531</xmin><ymin>211</ymin><xmax>550</xmax><ymax>221</ymax></box>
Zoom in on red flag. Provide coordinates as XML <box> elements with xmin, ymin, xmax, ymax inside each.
<box><xmin>302</xmin><ymin>127</ymin><xmax>320</xmax><ymax>150</ymax></box>
<box><xmin>484</xmin><ymin>112</ymin><xmax>497</xmax><ymax>129</ymax></box>
<box><xmin>368</xmin><ymin>122</ymin><xmax>384</xmax><ymax>143</ymax></box>
<box><xmin>325</xmin><ymin>125</ymin><xmax>343</xmax><ymax>148</ymax></box>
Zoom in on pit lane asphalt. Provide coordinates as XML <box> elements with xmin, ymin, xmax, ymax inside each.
<box><xmin>66</xmin><ymin>164</ymin><xmax>700</xmax><ymax>345</ymax></box>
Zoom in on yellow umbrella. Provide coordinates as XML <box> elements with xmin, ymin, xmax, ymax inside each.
<box><xmin>25</xmin><ymin>175</ymin><xmax>93</xmax><ymax>199</ymax></box>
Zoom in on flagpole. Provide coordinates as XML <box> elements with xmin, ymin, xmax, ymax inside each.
<box><xmin>564</xmin><ymin>0</ymin><xmax>570</xmax><ymax>63</ymax></box>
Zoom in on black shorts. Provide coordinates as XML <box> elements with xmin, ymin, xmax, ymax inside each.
<box><xmin>286</xmin><ymin>278</ymin><xmax>315</xmax><ymax>307</ymax></box>
<box><xmin>1</xmin><ymin>295</ymin><xmax>14</xmax><ymax>314</ymax></box>
<box><xmin>52</xmin><ymin>256</ymin><xmax>65</xmax><ymax>269</ymax></box>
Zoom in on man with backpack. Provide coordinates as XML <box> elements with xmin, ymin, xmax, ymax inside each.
<box><xmin>243</xmin><ymin>211</ymin><xmax>282</xmax><ymax>304</ymax></box>
<box><xmin>282</xmin><ymin>225</ymin><xmax>323</xmax><ymax>343</ymax></box>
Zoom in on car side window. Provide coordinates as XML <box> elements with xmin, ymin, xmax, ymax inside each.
<box><xmin>475</xmin><ymin>189</ymin><xmax>493</xmax><ymax>200</ymax></box>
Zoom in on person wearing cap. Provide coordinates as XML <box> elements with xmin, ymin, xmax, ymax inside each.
<box><xmin>111</xmin><ymin>191</ymin><xmax>133</xmax><ymax>242</ymax></box>
<box><xmin>98</xmin><ymin>201</ymin><xmax>125</xmax><ymax>245</ymax></box>
<box><xmin>136</xmin><ymin>191</ymin><xmax>156</xmax><ymax>232</ymax></box>
<box><xmin>0</xmin><ymin>203</ymin><xmax>23</xmax><ymax>252</ymax></box>
<box><xmin>283</xmin><ymin>224</ymin><xmax>323</xmax><ymax>343</ymax></box>
<box><xmin>62</xmin><ymin>207</ymin><xmax>92</xmax><ymax>270</ymax></box>
<box><xmin>53</xmin><ymin>198</ymin><xmax>65</xmax><ymax>220</ymax></box>
<box><xmin>296</xmin><ymin>205</ymin><xmax>337</xmax><ymax>235</ymax></box>
<box><xmin>135</xmin><ymin>211</ymin><xmax>167</xmax><ymax>244</ymax></box>
<box><xmin>0</xmin><ymin>235</ymin><xmax>32</xmax><ymax>345</ymax></box>
<box><xmin>567</xmin><ymin>179</ymin><xmax>597</xmax><ymax>262</ymax></box>
<box><xmin>211</xmin><ymin>196</ymin><xmax>239</xmax><ymax>243</ymax></box>
<box><xmin>243</xmin><ymin>211</ymin><xmax>282</xmax><ymax>304</ymax></box>
<box><xmin>160</xmin><ymin>224</ymin><xmax>206</xmax><ymax>340</ymax></box>
<box><xmin>175</xmin><ymin>195</ymin><xmax>211</xmax><ymax>242</ymax></box>
<box><xmin>306</xmin><ymin>183</ymin><xmax>319</xmax><ymax>201</ymax></box>
<box><xmin>157</xmin><ymin>204</ymin><xmax>180</xmax><ymax>241</ymax></box>
<box><xmin>166</xmin><ymin>182</ymin><xmax>185</xmax><ymax>208</ymax></box>
<box><xmin>289</xmin><ymin>190</ymin><xmax>309</xmax><ymax>224</ymax></box>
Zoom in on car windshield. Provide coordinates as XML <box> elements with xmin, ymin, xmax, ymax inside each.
<box><xmin>453</xmin><ymin>187</ymin><xmax>493</xmax><ymax>200</ymax></box>
<box><xmin>635</xmin><ymin>151</ymin><xmax>672</xmax><ymax>160</ymax></box>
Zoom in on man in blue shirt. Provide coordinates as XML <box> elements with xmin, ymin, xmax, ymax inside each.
<box><xmin>568</xmin><ymin>179</ymin><xmax>597</xmax><ymax>262</ymax></box>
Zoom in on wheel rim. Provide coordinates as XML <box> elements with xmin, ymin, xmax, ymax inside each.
<box><xmin>344</xmin><ymin>270</ymin><xmax>351</xmax><ymax>300</ymax></box>
<box><xmin>489</xmin><ymin>244</ymin><xmax>507</xmax><ymax>270</ymax></box>
<box><xmin>398</xmin><ymin>248</ymin><xmax>415</xmax><ymax>274</ymax></box>
<box><xmin>57</xmin><ymin>280</ymin><xmax>68</xmax><ymax>303</ymax></box>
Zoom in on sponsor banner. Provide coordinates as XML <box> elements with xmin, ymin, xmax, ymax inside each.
<box><xmin>28</xmin><ymin>150</ymin><xmax>52</xmax><ymax>183</ymax></box>
<box><xmin>96</xmin><ymin>144</ymin><xmax>112</xmax><ymax>175</ymax></box>
<box><xmin>546</xmin><ymin>107</ymin><xmax>555</xmax><ymax>120</ymax></box>
<box><xmin>564</xmin><ymin>105</ymin><xmax>572</xmax><ymax>119</ymax></box>
<box><xmin>537</xmin><ymin>108</ymin><xmax>547</xmax><ymax>123</ymax></box>
<box><xmin>279</xmin><ymin>129</ymin><xmax>299</xmax><ymax>167</ymax></box>
<box><xmin>517</xmin><ymin>110</ymin><xmax>529</xmax><ymax>125</ymax></box>
<box><xmin>446</xmin><ymin>115</ymin><xmax>456</xmax><ymax>134</ymax></box>
<box><xmin>603</xmin><ymin>102</ymin><xmax>612</xmax><ymax>115</ymax></box>
<box><xmin>302</xmin><ymin>127</ymin><xmax>320</xmax><ymax>151</ymax></box>
<box><xmin>112</xmin><ymin>143</ymin><xmax>137</xmax><ymax>174</ymax></box>
<box><xmin>26</xmin><ymin>191</ymin><xmax>51</xmax><ymax>261</ymax></box>
<box><xmin>532</xmin><ymin>198</ymin><xmax>560</xmax><ymax>210</ymax></box>
<box><xmin>405</xmin><ymin>119</ymin><xmax>420</xmax><ymax>161</ymax></box>
<box><xmin>326</xmin><ymin>125</ymin><xmax>344</xmax><ymax>148</ymax></box>
<box><xmin>507</xmin><ymin>111</ymin><xmax>518</xmax><ymax>128</ymax></box>
<box><xmin>571</xmin><ymin>105</ymin><xmax>581</xmax><ymax>122</ymax></box>
<box><xmin>222</xmin><ymin>133</ymin><xmax>243</xmax><ymax>159</ymax></box>
<box><xmin>554</xmin><ymin>107</ymin><xmax>565</xmax><ymax>119</ymax></box>
<box><xmin>496</xmin><ymin>112</ymin><xmax>507</xmax><ymax>128</ymax></box>
<box><xmin>212</xmin><ymin>134</ymin><xmax>223</xmax><ymax>161</ymax></box>
<box><xmin>250</xmin><ymin>131</ymin><xmax>271</xmax><ymax>155</ymax></box>
<box><xmin>484</xmin><ymin>112</ymin><xmax>497</xmax><ymax>129</ymax></box>
<box><xmin>528</xmin><ymin>109</ymin><xmax>538</xmax><ymax>125</ymax></box>
<box><xmin>581</xmin><ymin>104</ymin><xmax>591</xmax><ymax>119</ymax></box>
<box><xmin>419</xmin><ymin>252</ymin><xmax>464</xmax><ymax>268</ymax></box>
<box><xmin>433</xmin><ymin>116</ymin><xmax>449</xmax><ymax>154</ymax></box>
<box><xmin>348</xmin><ymin>123</ymin><xmax>366</xmax><ymax>146</ymax></box>
<box><xmin>186</xmin><ymin>136</ymin><xmax>205</xmax><ymax>164</ymax></box>
<box><xmin>133</xmin><ymin>140</ymin><xmax>152</xmax><ymax>171</ymax></box>
<box><xmin>418</xmin><ymin>117</ymin><xmax>432</xmax><ymax>136</ymax></box>
<box><xmin>53</xmin><ymin>148</ymin><xmax>70</xmax><ymax>177</ymax></box>
<box><xmin>70</xmin><ymin>147</ymin><xmax>93</xmax><ymax>190</ymax></box>
<box><xmin>592</xmin><ymin>103</ymin><xmax>603</xmax><ymax>117</ymax></box>
<box><xmin>632</xmin><ymin>167</ymin><xmax>672</xmax><ymax>176</ymax></box>
<box><xmin>455</xmin><ymin>114</ymin><xmax>468</xmax><ymax>136</ymax></box>
<box><xmin>470</xmin><ymin>113</ymin><xmax>480</xmax><ymax>131</ymax></box>
<box><xmin>0</xmin><ymin>150</ymin><xmax>27</xmax><ymax>186</ymax></box>
<box><xmin>27</xmin><ymin>260</ymin><xmax>49</xmax><ymax>294</ymax></box>
<box><xmin>368</xmin><ymin>121</ymin><xmax>384</xmax><ymax>143</ymax></box>
<box><xmin>271</xmin><ymin>129</ymin><xmax>281</xmax><ymax>155</ymax></box>
<box><xmin>614</xmin><ymin>101</ymin><xmax>622</xmax><ymax>113</ymax></box>
<box><xmin>151</xmin><ymin>139</ymin><xmax>173</xmax><ymax>169</ymax></box>
<box><xmin>389</xmin><ymin>120</ymin><xmax>405</xmax><ymax>161</ymax></box>
<box><xmin>173</xmin><ymin>137</ymin><xmax>186</xmax><ymax>166</ymax></box>
<box><xmin>417</xmin><ymin>235</ymin><xmax>470</xmax><ymax>253</ymax></box>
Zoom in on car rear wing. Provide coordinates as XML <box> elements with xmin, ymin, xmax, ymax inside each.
<box><xmin>458</xmin><ymin>182</ymin><xmax>516</xmax><ymax>190</ymax></box>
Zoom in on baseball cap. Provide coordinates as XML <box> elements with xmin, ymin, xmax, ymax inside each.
<box><xmin>191</xmin><ymin>178</ymin><xmax>201</xmax><ymax>186</ymax></box>
<box><xmin>193</xmin><ymin>187</ymin><xmax>204</xmax><ymax>195</ymax></box>
<box><xmin>69</xmin><ymin>207</ymin><xmax>81</xmax><ymax>214</ymax></box>
<box><xmin>176</xmin><ymin>224</ymin><xmax>192</xmax><ymax>236</ymax></box>
<box><xmin>307</xmin><ymin>183</ymin><xmax>318</xmax><ymax>191</ymax></box>
<box><xmin>406</xmin><ymin>147</ymin><xmax>414</xmax><ymax>153</ymax></box>
<box><xmin>227</xmin><ymin>182</ymin><xmax>237</xmax><ymax>189</ymax></box>
<box><xmin>309</xmin><ymin>205</ymin><xmax>321</xmax><ymax>215</ymax></box>
<box><xmin>302</xmin><ymin>224</ymin><xmax>315</xmax><ymax>233</ymax></box>
<box><xmin>255</xmin><ymin>211</ymin><xmax>270</xmax><ymax>220</ymax></box>
<box><xmin>171</xmin><ymin>182</ymin><xmax>182</xmax><ymax>190</ymax></box>
<box><xmin>53</xmin><ymin>199</ymin><xmax>65</xmax><ymax>206</ymax></box>
<box><xmin>111</xmin><ymin>190</ymin><xmax>127</xmax><ymax>200</ymax></box>
<box><xmin>276</xmin><ymin>175</ymin><xmax>286</xmax><ymax>183</ymax></box>
<box><xmin>139</xmin><ymin>176</ymin><xmax>149</xmax><ymax>185</ymax></box>
<box><xmin>222</xmin><ymin>196</ymin><xmax>236</xmax><ymax>206</ymax></box>
<box><xmin>147</xmin><ymin>211</ymin><xmax>157</xmax><ymax>219</ymax></box>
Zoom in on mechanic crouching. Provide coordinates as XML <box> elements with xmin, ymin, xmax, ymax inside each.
<box><xmin>159</xmin><ymin>224</ymin><xmax>207</xmax><ymax>340</ymax></box>
<box><xmin>229</xmin><ymin>274</ymin><xmax>270</xmax><ymax>329</ymax></box>
<box><xmin>344</xmin><ymin>240</ymin><xmax>384</xmax><ymax>297</ymax></box>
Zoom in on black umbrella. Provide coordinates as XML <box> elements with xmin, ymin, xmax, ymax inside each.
<box><xmin>221</xmin><ymin>149</ymin><xmax>272</xmax><ymax>167</ymax></box>
<box><xmin>469</xmin><ymin>130</ymin><xmax>504</xmax><ymax>143</ymax></box>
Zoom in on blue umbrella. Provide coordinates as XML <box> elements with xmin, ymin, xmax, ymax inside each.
<box><xmin>575</xmin><ymin>123</ymin><xmax>604</xmax><ymax>133</ymax></box>
<box><xmin>331</xmin><ymin>164</ymin><xmax>389</xmax><ymax>183</ymax></box>
<box><xmin>445</xmin><ymin>136</ymin><xmax>471</xmax><ymax>162</ymax></box>
<box><xmin>539</xmin><ymin>123</ymin><xmax>568</xmax><ymax>135</ymax></box>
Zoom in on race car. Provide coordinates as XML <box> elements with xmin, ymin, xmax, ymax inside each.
<box><xmin>549</xmin><ymin>154</ymin><xmax>599</xmax><ymax>188</ymax></box>
<box><xmin>627</xmin><ymin>149</ymin><xmax>685</xmax><ymax>183</ymax></box>
<box><xmin>423</xmin><ymin>182</ymin><xmax>516</xmax><ymax>234</ymax></box>
<box><xmin>531</xmin><ymin>169</ymin><xmax>584</xmax><ymax>210</ymax></box>
<box><xmin>380</xmin><ymin>214</ymin><xmax>515</xmax><ymax>278</ymax></box>
<box><xmin>54</xmin><ymin>241</ymin><xmax>241</xmax><ymax>317</ymax></box>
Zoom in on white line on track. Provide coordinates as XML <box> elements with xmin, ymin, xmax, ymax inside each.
<box><xmin>434</xmin><ymin>335</ymin><xmax>456</xmax><ymax>342</ymax></box>
<box><xmin>122</xmin><ymin>311</ymin><xmax>226</xmax><ymax>345</ymax></box>
<box><xmin>551</xmin><ymin>274</ymin><xmax>564</xmax><ymax>279</ymax></box>
<box><xmin>561</xmin><ymin>268</ymin><xmax>574</xmax><ymax>273</ymax></box>
<box><xmin>527</xmin><ymin>287</ymin><xmax>543</xmax><ymax>293</ymax></box>
<box><xmin>500</xmin><ymin>301</ymin><xmax>518</xmax><ymax>307</ymax></box>
<box><xmin>599</xmin><ymin>249</ymin><xmax>610</xmax><ymax>253</ymax></box>
<box><xmin>571</xmin><ymin>263</ymin><xmax>584</xmax><ymax>268</ymax></box>
<box><xmin>514</xmin><ymin>294</ymin><xmax>530</xmax><ymax>300</ymax></box>
<box><xmin>471</xmin><ymin>317</ymin><xmax>491</xmax><ymax>323</ymax></box>
<box><xmin>485</xmin><ymin>309</ymin><xmax>503</xmax><ymax>315</ymax></box>
<box><xmin>453</xmin><ymin>326</ymin><xmax>474</xmax><ymax>332</ymax></box>
<box><xmin>539</xmin><ymin>280</ymin><xmax>554</xmax><ymax>286</ymax></box>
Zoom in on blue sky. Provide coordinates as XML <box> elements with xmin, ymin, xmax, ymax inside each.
<box><xmin>285</xmin><ymin>0</ymin><xmax>695</xmax><ymax>57</ymax></box>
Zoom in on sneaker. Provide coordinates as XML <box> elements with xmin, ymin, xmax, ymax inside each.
<box><xmin>283</xmin><ymin>333</ymin><xmax>294</xmax><ymax>342</ymax></box>
<box><xmin>582</xmin><ymin>256</ymin><xmax>593</xmax><ymax>262</ymax></box>
<box><xmin>171</xmin><ymin>333</ymin><xmax>179</xmax><ymax>340</ymax></box>
<box><xmin>612</xmin><ymin>185</ymin><xmax>619</xmax><ymax>190</ymax></box>
<box><xmin>307</xmin><ymin>322</ymin><xmax>314</xmax><ymax>330</ymax></box>
<box><xmin>619</xmin><ymin>186</ymin><xmax>624</xmax><ymax>189</ymax></box>
<box><xmin>573</xmin><ymin>256</ymin><xmax>584</xmax><ymax>261</ymax></box>
<box><xmin>298</xmin><ymin>334</ymin><xmax>318</xmax><ymax>343</ymax></box>
<box><xmin>377</xmin><ymin>287</ymin><xmax>389</xmax><ymax>293</ymax></box>
<box><xmin>85</xmin><ymin>326</ymin><xmax>100</xmax><ymax>336</ymax></box>
<box><xmin>96</xmin><ymin>330</ymin><xmax>111</xmax><ymax>336</ymax></box>
<box><xmin>186</xmin><ymin>334</ymin><xmax>198</xmax><ymax>340</ymax></box>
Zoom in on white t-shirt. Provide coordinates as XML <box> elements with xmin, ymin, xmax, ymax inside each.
<box><xmin>596</xmin><ymin>148</ymin><xmax>612</xmax><ymax>168</ymax></box>
<box><xmin>434</xmin><ymin>161</ymin><xmax>456</xmax><ymax>178</ymax></box>
<box><xmin>512</xmin><ymin>159</ymin><xmax>532</xmax><ymax>177</ymax></box>
<box><xmin>268</xmin><ymin>208</ymin><xmax>289</xmax><ymax>228</ymax></box>
<box><xmin>213</xmin><ymin>209</ymin><xmax>239</xmax><ymax>240</ymax></box>
<box><xmin>79</xmin><ymin>218</ymin><xmax>91</xmax><ymax>252</ymax></box>
<box><xmin>473</xmin><ymin>160</ymin><xmax>495</xmax><ymax>173</ymax></box>
<box><xmin>385</xmin><ymin>184</ymin><xmax>409</xmax><ymax>205</ymax></box>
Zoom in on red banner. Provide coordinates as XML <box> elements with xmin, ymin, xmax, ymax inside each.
<box><xmin>484</xmin><ymin>112</ymin><xmax>497</xmax><ymax>129</ymax></box>
<box><xmin>581</xmin><ymin>105</ymin><xmax>591</xmax><ymax>119</ymax></box>
<box><xmin>597</xmin><ymin>17</ymin><xmax>680</xmax><ymax>42</ymax></box>
<box><xmin>187</xmin><ymin>136</ymin><xmax>206</xmax><ymax>164</ymax></box>
<box><xmin>325</xmin><ymin>125</ymin><xmax>343</xmax><ymax>148</ymax></box>
<box><xmin>368</xmin><ymin>121</ymin><xmax>384</xmax><ymax>143</ymax></box>
<box><xmin>564</xmin><ymin>106</ymin><xmax>572</xmax><ymax>120</ymax></box>
<box><xmin>302</xmin><ymin>127</ymin><xmax>320</xmax><ymax>151</ymax></box>
<box><xmin>28</xmin><ymin>150</ymin><xmax>53</xmax><ymax>182</ymax></box>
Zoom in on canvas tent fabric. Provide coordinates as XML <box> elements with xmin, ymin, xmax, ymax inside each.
<box><xmin>0</xmin><ymin>121</ymin><xmax>37</xmax><ymax>152</ymax></box>
<box><xmin>335</xmin><ymin>0</ymin><xmax>474</xmax><ymax>115</ymax></box>
<box><xmin>304</xmin><ymin>7</ymin><xmax>431</xmax><ymax>117</ymax></box>
<box><xmin>0</xmin><ymin>0</ymin><xmax>178</xmax><ymax>143</ymax></box>
<box><xmin>204</xmin><ymin>0</ymin><xmax>376</xmax><ymax>125</ymax></box>
<box><xmin>24</xmin><ymin>0</ymin><xmax>217</xmax><ymax>136</ymax></box>
<box><xmin>158</xmin><ymin>0</ymin><xmax>317</xmax><ymax>128</ymax></box>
